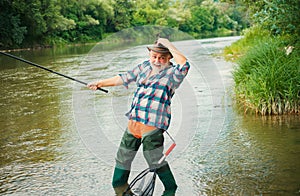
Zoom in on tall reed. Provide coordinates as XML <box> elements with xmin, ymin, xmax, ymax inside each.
<box><xmin>233</xmin><ymin>38</ymin><xmax>300</xmax><ymax>115</ymax></box>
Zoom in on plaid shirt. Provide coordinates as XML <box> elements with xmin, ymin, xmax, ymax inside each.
<box><xmin>119</xmin><ymin>60</ymin><xmax>190</xmax><ymax>130</ymax></box>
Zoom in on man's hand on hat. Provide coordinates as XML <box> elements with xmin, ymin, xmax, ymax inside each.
<box><xmin>157</xmin><ymin>38</ymin><xmax>187</xmax><ymax>65</ymax></box>
<box><xmin>156</xmin><ymin>38</ymin><xmax>171</xmax><ymax>49</ymax></box>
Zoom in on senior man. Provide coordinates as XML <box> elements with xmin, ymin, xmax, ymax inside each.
<box><xmin>88</xmin><ymin>38</ymin><xmax>190</xmax><ymax>196</ymax></box>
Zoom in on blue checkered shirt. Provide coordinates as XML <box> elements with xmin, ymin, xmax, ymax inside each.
<box><xmin>119</xmin><ymin>60</ymin><xmax>190</xmax><ymax>130</ymax></box>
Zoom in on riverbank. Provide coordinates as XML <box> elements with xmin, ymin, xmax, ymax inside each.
<box><xmin>0</xmin><ymin>29</ymin><xmax>240</xmax><ymax>53</ymax></box>
<box><xmin>223</xmin><ymin>27</ymin><xmax>300</xmax><ymax>115</ymax></box>
<box><xmin>0</xmin><ymin>43</ymin><xmax>96</xmax><ymax>53</ymax></box>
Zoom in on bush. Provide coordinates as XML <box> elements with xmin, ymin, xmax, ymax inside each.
<box><xmin>233</xmin><ymin>38</ymin><xmax>300</xmax><ymax>115</ymax></box>
<box><xmin>223</xmin><ymin>25</ymin><xmax>270</xmax><ymax>61</ymax></box>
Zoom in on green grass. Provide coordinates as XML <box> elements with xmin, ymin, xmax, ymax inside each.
<box><xmin>232</xmin><ymin>38</ymin><xmax>300</xmax><ymax>115</ymax></box>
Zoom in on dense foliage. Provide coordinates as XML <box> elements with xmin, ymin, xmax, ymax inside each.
<box><xmin>233</xmin><ymin>38</ymin><xmax>300</xmax><ymax>115</ymax></box>
<box><xmin>225</xmin><ymin>0</ymin><xmax>300</xmax><ymax>115</ymax></box>
<box><xmin>0</xmin><ymin>0</ymin><xmax>249</xmax><ymax>49</ymax></box>
<box><xmin>242</xmin><ymin>0</ymin><xmax>300</xmax><ymax>46</ymax></box>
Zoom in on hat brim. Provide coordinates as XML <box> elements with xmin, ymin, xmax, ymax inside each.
<box><xmin>147</xmin><ymin>46</ymin><xmax>173</xmax><ymax>58</ymax></box>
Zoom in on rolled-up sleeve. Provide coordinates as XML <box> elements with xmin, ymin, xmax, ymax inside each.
<box><xmin>171</xmin><ymin>61</ymin><xmax>190</xmax><ymax>89</ymax></box>
<box><xmin>119</xmin><ymin>64</ymin><xmax>142</xmax><ymax>88</ymax></box>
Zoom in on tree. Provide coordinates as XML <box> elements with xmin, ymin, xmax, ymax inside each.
<box><xmin>0</xmin><ymin>0</ymin><xmax>251</xmax><ymax>48</ymax></box>
<box><xmin>111</xmin><ymin>0</ymin><xmax>134</xmax><ymax>31</ymax></box>
<box><xmin>243</xmin><ymin>0</ymin><xmax>299</xmax><ymax>34</ymax></box>
<box><xmin>0</xmin><ymin>0</ymin><xmax>27</xmax><ymax>47</ymax></box>
<box><xmin>58</xmin><ymin>0</ymin><xmax>113</xmax><ymax>42</ymax></box>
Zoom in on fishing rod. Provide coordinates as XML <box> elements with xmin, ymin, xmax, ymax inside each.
<box><xmin>0</xmin><ymin>51</ymin><xmax>108</xmax><ymax>93</ymax></box>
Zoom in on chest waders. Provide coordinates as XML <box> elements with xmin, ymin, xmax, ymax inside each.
<box><xmin>112</xmin><ymin>129</ymin><xmax>177</xmax><ymax>196</ymax></box>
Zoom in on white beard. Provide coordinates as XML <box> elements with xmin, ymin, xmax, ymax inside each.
<box><xmin>151</xmin><ymin>62</ymin><xmax>169</xmax><ymax>75</ymax></box>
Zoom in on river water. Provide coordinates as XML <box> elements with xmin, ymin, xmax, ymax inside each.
<box><xmin>0</xmin><ymin>37</ymin><xmax>299</xmax><ymax>195</ymax></box>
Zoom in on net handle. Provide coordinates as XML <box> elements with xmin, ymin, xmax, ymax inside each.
<box><xmin>158</xmin><ymin>142</ymin><xmax>176</xmax><ymax>164</ymax></box>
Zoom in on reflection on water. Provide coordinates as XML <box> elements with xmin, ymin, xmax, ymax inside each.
<box><xmin>193</xmin><ymin>112</ymin><xmax>300</xmax><ymax>195</ymax></box>
<box><xmin>0</xmin><ymin>38</ymin><xmax>299</xmax><ymax>195</ymax></box>
<box><xmin>1</xmin><ymin>68</ymin><xmax>64</xmax><ymax>165</ymax></box>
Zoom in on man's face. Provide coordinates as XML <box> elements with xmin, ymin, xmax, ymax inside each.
<box><xmin>149</xmin><ymin>51</ymin><xmax>171</xmax><ymax>70</ymax></box>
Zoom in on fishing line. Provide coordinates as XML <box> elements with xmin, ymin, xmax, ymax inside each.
<box><xmin>0</xmin><ymin>51</ymin><xmax>108</xmax><ymax>93</ymax></box>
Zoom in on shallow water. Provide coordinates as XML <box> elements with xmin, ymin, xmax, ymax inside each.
<box><xmin>0</xmin><ymin>37</ymin><xmax>299</xmax><ymax>195</ymax></box>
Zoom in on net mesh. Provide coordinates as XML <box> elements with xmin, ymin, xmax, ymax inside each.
<box><xmin>124</xmin><ymin>168</ymin><xmax>157</xmax><ymax>196</ymax></box>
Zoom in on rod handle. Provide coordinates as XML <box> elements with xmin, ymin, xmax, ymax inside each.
<box><xmin>97</xmin><ymin>87</ymin><xmax>108</xmax><ymax>93</ymax></box>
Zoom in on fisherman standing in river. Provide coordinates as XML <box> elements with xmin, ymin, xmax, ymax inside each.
<box><xmin>88</xmin><ymin>38</ymin><xmax>190</xmax><ymax>196</ymax></box>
